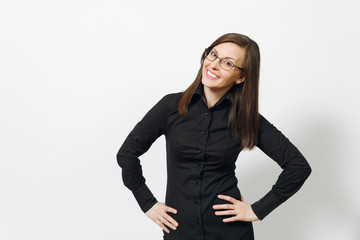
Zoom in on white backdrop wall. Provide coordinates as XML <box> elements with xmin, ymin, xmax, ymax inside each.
<box><xmin>1</xmin><ymin>0</ymin><xmax>359</xmax><ymax>239</ymax></box>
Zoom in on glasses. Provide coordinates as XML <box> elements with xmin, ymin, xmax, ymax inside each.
<box><xmin>204</xmin><ymin>47</ymin><xmax>244</xmax><ymax>72</ymax></box>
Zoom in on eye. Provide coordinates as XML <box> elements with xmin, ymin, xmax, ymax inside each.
<box><xmin>224</xmin><ymin>60</ymin><xmax>233</xmax><ymax>67</ymax></box>
<box><xmin>210</xmin><ymin>51</ymin><xmax>217</xmax><ymax>57</ymax></box>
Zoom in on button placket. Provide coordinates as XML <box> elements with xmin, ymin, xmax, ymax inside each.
<box><xmin>187</xmin><ymin>109</ymin><xmax>209</xmax><ymax>231</ymax></box>
<box><xmin>198</xmin><ymin>111</ymin><xmax>210</xmax><ymax>155</ymax></box>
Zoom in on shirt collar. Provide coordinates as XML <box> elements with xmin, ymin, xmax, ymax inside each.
<box><xmin>192</xmin><ymin>81</ymin><xmax>233</xmax><ymax>103</ymax></box>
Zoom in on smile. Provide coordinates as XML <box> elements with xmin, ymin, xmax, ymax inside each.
<box><xmin>206</xmin><ymin>70</ymin><xmax>220</xmax><ymax>80</ymax></box>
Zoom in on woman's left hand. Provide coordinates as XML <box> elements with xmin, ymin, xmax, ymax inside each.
<box><xmin>213</xmin><ymin>194</ymin><xmax>259</xmax><ymax>222</ymax></box>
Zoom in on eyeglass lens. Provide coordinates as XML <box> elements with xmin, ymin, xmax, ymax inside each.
<box><xmin>206</xmin><ymin>49</ymin><xmax>235</xmax><ymax>70</ymax></box>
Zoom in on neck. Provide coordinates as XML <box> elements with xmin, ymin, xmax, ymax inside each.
<box><xmin>202</xmin><ymin>85</ymin><xmax>231</xmax><ymax>108</ymax></box>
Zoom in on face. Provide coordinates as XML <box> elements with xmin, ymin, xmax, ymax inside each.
<box><xmin>201</xmin><ymin>42</ymin><xmax>246</xmax><ymax>95</ymax></box>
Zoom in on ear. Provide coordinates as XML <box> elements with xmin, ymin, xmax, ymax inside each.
<box><xmin>235</xmin><ymin>74</ymin><xmax>246</xmax><ymax>84</ymax></box>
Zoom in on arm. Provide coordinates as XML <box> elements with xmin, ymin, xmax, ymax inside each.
<box><xmin>116</xmin><ymin>94</ymin><xmax>172</xmax><ymax>213</ymax></box>
<box><xmin>250</xmin><ymin>113</ymin><xmax>312</xmax><ymax>220</ymax></box>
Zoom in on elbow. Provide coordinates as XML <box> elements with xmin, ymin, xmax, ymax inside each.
<box><xmin>116</xmin><ymin>149</ymin><xmax>139</xmax><ymax>170</ymax></box>
<box><xmin>116</xmin><ymin>149</ymin><xmax>125</xmax><ymax>168</ymax></box>
<box><xmin>305</xmin><ymin>164</ymin><xmax>312</xmax><ymax>178</ymax></box>
<box><xmin>302</xmin><ymin>159</ymin><xmax>312</xmax><ymax>181</ymax></box>
<box><xmin>290</xmin><ymin>156</ymin><xmax>312</xmax><ymax>181</ymax></box>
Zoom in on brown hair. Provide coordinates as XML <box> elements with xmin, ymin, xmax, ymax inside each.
<box><xmin>177</xmin><ymin>33</ymin><xmax>260</xmax><ymax>150</ymax></box>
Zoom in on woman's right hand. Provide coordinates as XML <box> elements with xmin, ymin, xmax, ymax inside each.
<box><xmin>145</xmin><ymin>202</ymin><xmax>179</xmax><ymax>234</ymax></box>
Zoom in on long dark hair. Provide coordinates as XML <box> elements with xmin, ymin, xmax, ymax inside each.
<box><xmin>177</xmin><ymin>33</ymin><xmax>260</xmax><ymax>150</ymax></box>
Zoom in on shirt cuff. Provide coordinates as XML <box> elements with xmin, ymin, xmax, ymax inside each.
<box><xmin>131</xmin><ymin>183</ymin><xmax>158</xmax><ymax>213</ymax></box>
<box><xmin>250</xmin><ymin>189</ymin><xmax>283</xmax><ymax>221</ymax></box>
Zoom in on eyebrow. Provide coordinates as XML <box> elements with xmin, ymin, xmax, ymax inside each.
<box><xmin>212</xmin><ymin>47</ymin><xmax>236</xmax><ymax>61</ymax></box>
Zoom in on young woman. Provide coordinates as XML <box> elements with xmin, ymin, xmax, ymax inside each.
<box><xmin>116</xmin><ymin>33</ymin><xmax>312</xmax><ymax>240</ymax></box>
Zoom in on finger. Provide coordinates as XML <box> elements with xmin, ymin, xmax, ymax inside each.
<box><xmin>166</xmin><ymin>206</ymin><xmax>178</xmax><ymax>215</ymax></box>
<box><xmin>161</xmin><ymin>216</ymin><xmax>178</xmax><ymax>230</ymax></box>
<box><xmin>218</xmin><ymin>194</ymin><xmax>236</xmax><ymax>203</ymax></box>
<box><xmin>164</xmin><ymin>215</ymin><xmax>179</xmax><ymax>227</ymax></box>
<box><xmin>222</xmin><ymin>216</ymin><xmax>238</xmax><ymax>223</ymax></box>
<box><xmin>215</xmin><ymin>210</ymin><xmax>236</xmax><ymax>216</ymax></box>
<box><xmin>213</xmin><ymin>204</ymin><xmax>234</xmax><ymax>209</ymax></box>
<box><xmin>156</xmin><ymin>219</ymin><xmax>170</xmax><ymax>233</ymax></box>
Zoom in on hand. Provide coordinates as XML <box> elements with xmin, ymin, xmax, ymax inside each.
<box><xmin>145</xmin><ymin>202</ymin><xmax>179</xmax><ymax>234</ymax></box>
<box><xmin>213</xmin><ymin>194</ymin><xmax>259</xmax><ymax>222</ymax></box>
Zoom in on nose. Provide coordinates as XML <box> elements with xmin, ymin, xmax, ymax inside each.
<box><xmin>209</xmin><ymin>58</ymin><xmax>221</xmax><ymax>69</ymax></box>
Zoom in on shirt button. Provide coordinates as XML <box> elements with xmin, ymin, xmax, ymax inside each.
<box><xmin>198</xmin><ymin>149</ymin><xmax>202</xmax><ymax>153</ymax></box>
<box><xmin>205</xmin><ymin>112</ymin><xmax>209</xmax><ymax>116</ymax></box>
<box><xmin>201</xmin><ymin>131</ymin><xmax>206</xmax><ymax>134</ymax></box>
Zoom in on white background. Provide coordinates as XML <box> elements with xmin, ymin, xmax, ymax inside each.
<box><xmin>1</xmin><ymin>0</ymin><xmax>359</xmax><ymax>239</ymax></box>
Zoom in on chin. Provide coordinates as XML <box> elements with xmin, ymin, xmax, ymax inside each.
<box><xmin>202</xmin><ymin>77</ymin><xmax>218</xmax><ymax>88</ymax></box>
<box><xmin>202</xmin><ymin>81</ymin><xmax>219</xmax><ymax>91</ymax></box>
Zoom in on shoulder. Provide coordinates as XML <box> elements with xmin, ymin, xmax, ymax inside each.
<box><xmin>161</xmin><ymin>91</ymin><xmax>183</xmax><ymax>101</ymax></box>
<box><xmin>258</xmin><ymin>112</ymin><xmax>275</xmax><ymax>132</ymax></box>
<box><xmin>153</xmin><ymin>91</ymin><xmax>183</xmax><ymax>114</ymax></box>
<box><xmin>163</xmin><ymin>92</ymin><xmax>183</xmax><ymax>101</ymax></box>
<box><xmin>258</xmin><ymin>112</ymin><xmax>268</xmax><ymax>124</ymax></box>
<box><xmin>159</xmin><ymin>91</ymin><xmax>183</xmax><ymax>108</ymax></box>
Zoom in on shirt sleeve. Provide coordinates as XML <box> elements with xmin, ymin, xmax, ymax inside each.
<box><xmin>116</xmin><ymin>93</ymin><xmax>174</xmax><ymax>213</ymax></box>
<box><xmin>250</xmin><ymin>113</ymin><xmax>312</xmax><ymax>220</ymax></box>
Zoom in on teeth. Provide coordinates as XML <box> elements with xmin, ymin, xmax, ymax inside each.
<box><xmin>207</xmin><ymin>70</ymin><xmax>218</xmax><ymax>78</ymax></box>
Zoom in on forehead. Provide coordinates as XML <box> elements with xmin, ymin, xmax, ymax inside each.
<box><xmin>212</xmin><ymin>42</ymin><xmax>244</xmax><ymax>62</ymax></box>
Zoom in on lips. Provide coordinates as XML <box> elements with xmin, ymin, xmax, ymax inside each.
<box><xmin>206</xmin><ymin>69</ymin><xmax>220</xmax><ymax>80</ymax></box>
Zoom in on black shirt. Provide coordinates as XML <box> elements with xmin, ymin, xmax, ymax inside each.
<box><xmin>116</xmin><ymin>82</ymin><xmax>311</xmax><ymax>240</ymax></box>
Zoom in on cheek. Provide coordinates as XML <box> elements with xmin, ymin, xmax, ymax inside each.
<box><xmin>203</xmin><ymin>63</ymin><xmax>210</xmax><ymax>71</ymax></box>
<box><xmin>221</xmin><ymin>74</ymin><xmax>235</xmax><ymax>83</ymax></box>
<box><xmin>202</xmin><ymin>65</ymin><xmax>207</xmax><ymax>75</ymax></box>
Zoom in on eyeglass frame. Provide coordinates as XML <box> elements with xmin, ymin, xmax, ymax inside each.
<box><xmin>204</xmin><ymin>47</ymin><xmax>244</xmax><ymax>72</ymax></box>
